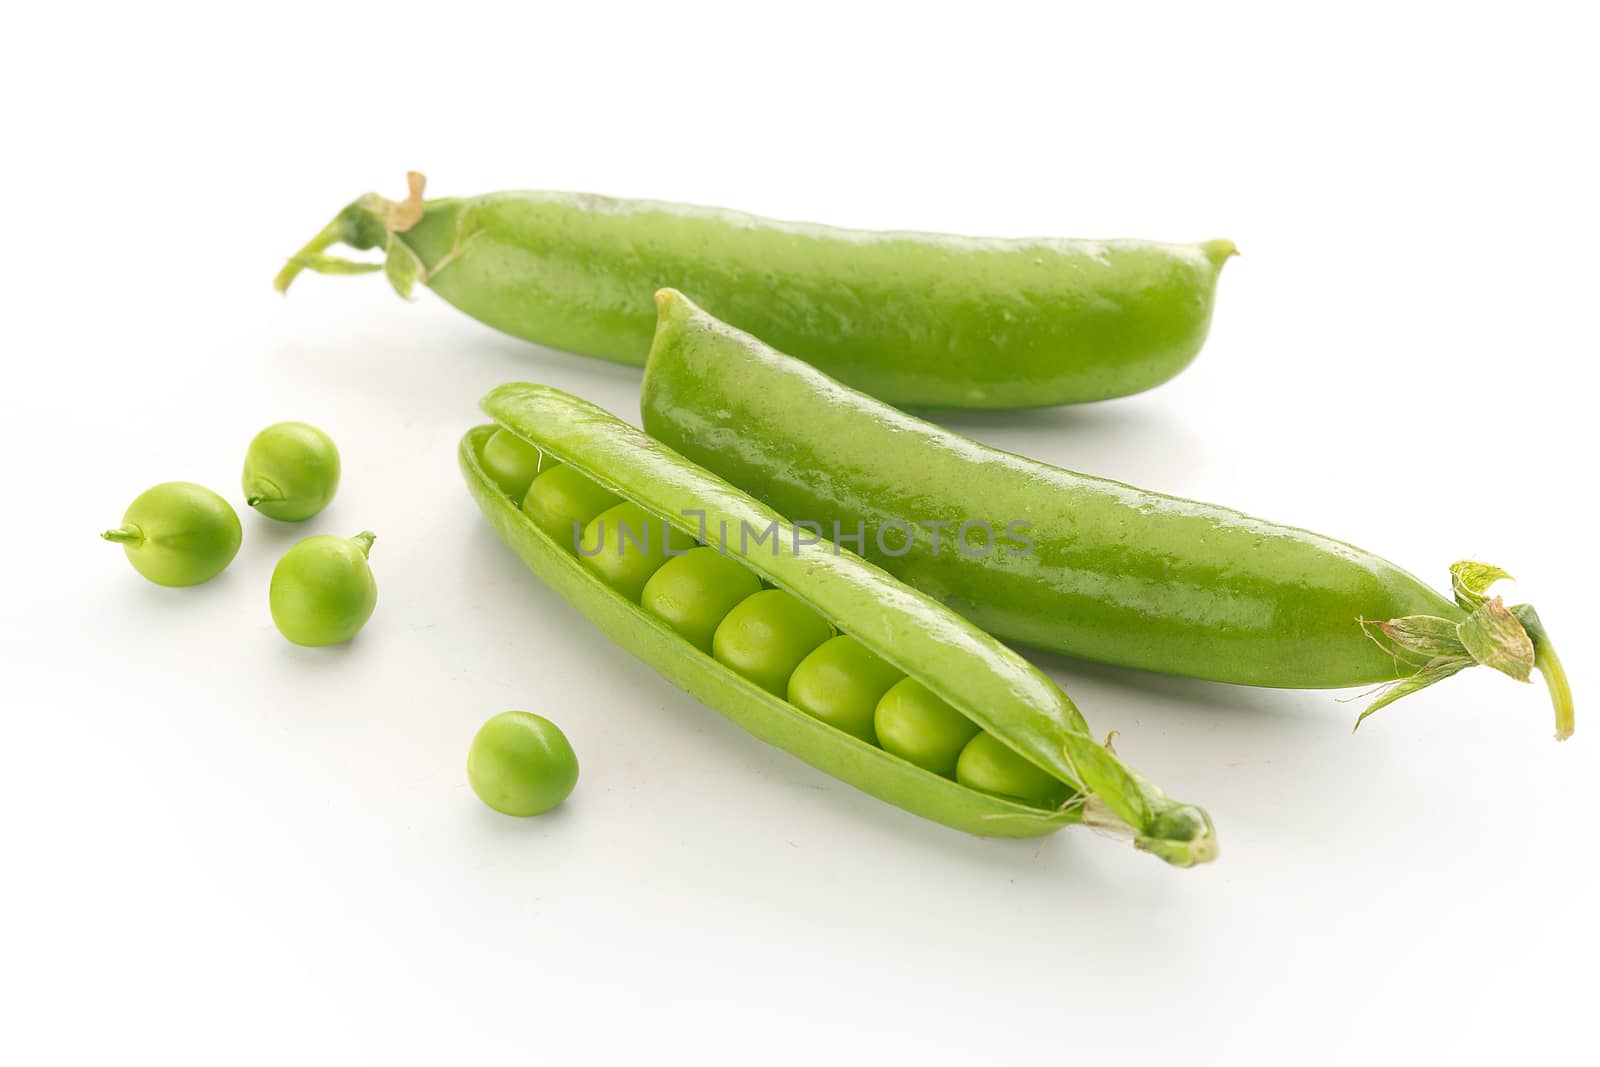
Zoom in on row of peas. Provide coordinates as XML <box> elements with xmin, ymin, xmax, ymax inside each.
<box><xmin>479</xmin><ymin>429</ymin><xmax>1072</xmax><ymax>808</ymax></box>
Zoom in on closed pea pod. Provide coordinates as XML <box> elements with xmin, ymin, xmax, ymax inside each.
<box><xmin>640</xmin><ymin>291</ymin><xmax>1576</xmax><ymax>740</ymax></box>
<box><xmin>461</xmin><ymin>383</ymin><xmax>1217</xmax><ymax>867</ymax></box>
<box><xmin>278</xmin><ymin>173</ymin><xmax>1234</xmax><ymax>409</ymax></box>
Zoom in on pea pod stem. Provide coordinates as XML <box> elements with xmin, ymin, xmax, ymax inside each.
<box><xmin>351</xmin><ymin>531</ymin><xmax>376</xmax><ymax>558</ymax></box>
<box><xmin>1519</xmin><ymin>608</ymin><xmax>1574</xmax><ymax>741</ymax></box>
<box><xmin>272</xmin><ymin>174</ymin><xmax>424</xmax><ymax>294</ymax></box>
<box><xmin>1538</xmin><ymin>641</ymin><xmax>1575</xmax><ymax>742</ymax></box>
<box><xmin>100</xmin><ymin>524</ymin><xmax>143</xmax><ymax>546</ymax></box>
<box><xmin>1358</xmin><ymin>583</ymin><xmax>1576</xmax><ymax>740</ymax></box>
<box><xmin>271</xmin><ymin>215</ymin><xmax>345</xmax><ymax>293</ymax></box>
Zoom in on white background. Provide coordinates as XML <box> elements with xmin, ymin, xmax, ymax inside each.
<box><xmin>4</xmin><ymin>3</ymin><xmax>1596</xmax><ymax>1063</ymax></box>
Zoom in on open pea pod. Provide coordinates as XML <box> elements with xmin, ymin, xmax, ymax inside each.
<box><xmin>461</xmin><ymin>383</ymin><xmax>1217</xmax><ymax>868</ymax></box>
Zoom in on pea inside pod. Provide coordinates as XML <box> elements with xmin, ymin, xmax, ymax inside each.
<box><xmin>874</xmin><ymin>678</ymin><xmax>980</xmax><ymax>777</ymax></box>
<box><xmin>712</xmin><ymin>589</ymin><xmax>834</xmax><ymax>697</ymax></box>
<box><xmin>523</xmin><ymin>463</ymin><xmax>621</xmax><ymax>548</ymax></box>
<box><xmin>578</xmin><ymin>501</ymin><xmax>697</xmax><ymax>601</ymax></box>
<box><xmin>640</xmin><ymin>547</ymin><xmax>762</xmax><ymax>653</ymax></box>
<box><xmin>461</xmin><ymin>385</ymin><xmax>1218</xmax><ymax>867</ymax></box>
<box><xmin>956</xmin><ymin>731</ymin><xmax>1073</xmax><ymax>807</ymax></box>
<box><xmin>788</xmin><ymin>636</ymin><xmax>902</xmax><ymax>744</ymax></box>
<box><xmin>480</xmin><ymin>428</ymin><xmax>544</xmax><ymax>502</ymax></box>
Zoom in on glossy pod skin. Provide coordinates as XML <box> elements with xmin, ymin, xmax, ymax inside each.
<box><xmin>277</xmin><ymin>174</ymin><xmax>1235</xmax><ymax>409</ymax></box>
<box><xmin>461</xmin><ymin>384</ymin><xmax>1217</xmax><ymax>865</ymax></box>
<box><xmin>641</xmin><ymin>292</ymin><xmax>1574</xmax><ymax>737</ymax></box>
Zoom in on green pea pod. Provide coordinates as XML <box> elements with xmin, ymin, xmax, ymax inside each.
<box><xmin>280</xmin><ymin>173</ymin><xmax>1235</xmax><ymax>409</ymax></box>
<box><xmin>461</xmin><ymin>384</ymin><xmax>1218</xmax><ymax>867</ymax></box>
<box><xmin>640</xmin><ymin>291</ymin><xmax>1575</xmax><ymax>741</ymax></box>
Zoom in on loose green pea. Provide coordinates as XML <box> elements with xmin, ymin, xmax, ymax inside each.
<box><xmin>467</xmin><ymin>711</ymin><xmax>579</xmax><ymax>817</ymax></box>
<box><xmin>874</xmin><ymin>677</ymin><xmax>980</xmax><ymax>776</ymax></box>
<box><xmin>578</xmin><ymin>501</ymin><xmax>695</xmax><ymax>601</ymax></box>
<box><xmin>241</xmin><ymin>421</ymin><xmax>342</xmax><ymax>522</ymax></box>
<box><xmin>955</xmin><ymin>731</ymin><xmax>1070</xmax><ymax>806</ymax></box>
<box><xmin>480</xmin><ymin>428</ymin><xmax>545</xmax><ymax>501</ymax></box>
<box><xmin>787</xmin><ymin>635</ymin><xmax>903</xmax><ymax>743</ymax></box>
<box><xmin>102</xmin><ymin>482</ymin><xmax>242</xmax><ymax>587</ymax></box>
<box><xmin>269</xmin><ymin>531</ymin><xmax>379</xmax><ymax>646</ymax></box>
<box><xmin>641</xmin><ymin>546</ymin><xmax>763</xmax><ymax>653</ymax></box>
<box><xmin>523</xmin><ymin>462</ymin><xmax>622</xmax><ymax>549</ymax></box>
<box><xmin>712</xmin><ymin>588</ymin><xmax>833</xmax><ymax>696</ymax></box>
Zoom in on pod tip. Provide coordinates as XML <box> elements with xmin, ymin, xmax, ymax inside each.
<box><xmin>1202</xmin><ymin>238</ymin><xmax>1239</xmax><ymax>265</ymax></box>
